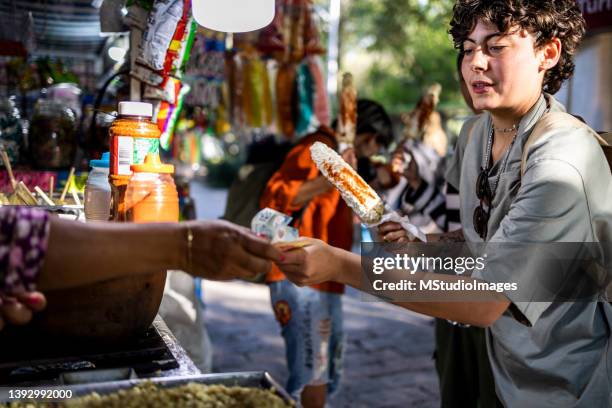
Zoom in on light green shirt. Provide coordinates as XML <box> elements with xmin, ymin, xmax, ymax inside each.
<box><xmin>446</xmin><ymin>94</ymin><xmax>612</xmax><ymax>407</ymax></box>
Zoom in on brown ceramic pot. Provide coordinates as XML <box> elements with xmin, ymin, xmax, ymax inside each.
<box><xmin>31</xmin><ymin>271</ymin><xmax>167</xmax><ymax>342</ymax></box>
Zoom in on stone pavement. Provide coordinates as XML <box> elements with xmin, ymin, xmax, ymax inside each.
<box><xmin>202</xmin><ymin>281</ymin><xmax>440</xmax><ymax>408</ymax></box>
<box><xmin>191</xmin><ymin>181</ymin><xmax>440</xmax><ymax>407</ymax></box>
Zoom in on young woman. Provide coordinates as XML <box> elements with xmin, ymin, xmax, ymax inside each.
<box><xmin>277</xmin><ymin>1</ymin><xmax>612</xmax><ymax>406</ymax></box>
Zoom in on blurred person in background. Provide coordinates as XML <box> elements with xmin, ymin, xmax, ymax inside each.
<box><xmin>260</xmin><ymin>99</ymin><xmax>392</xmax><ymax>408</ymax></box>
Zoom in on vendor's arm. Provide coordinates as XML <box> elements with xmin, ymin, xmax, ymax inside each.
<box><xmin>278</xmin><ymin>240</ymin><xmax>509</xmax><ymax>327</ymax></box>
<box><xmin>38</xmin><ymin>217</ymin><xmax>281</xmax><ymax>291</ymax></box>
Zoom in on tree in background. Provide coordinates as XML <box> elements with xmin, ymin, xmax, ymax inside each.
<box><xmin>342</xmin><ymin>0</ymin><xmax>461</xmax><ymax>114</ymax></box>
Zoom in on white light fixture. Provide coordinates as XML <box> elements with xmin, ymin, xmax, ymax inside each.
<box><xmin>192</xmin><ymin>0</ymin><xmax>275</xmax><ymax>33</ymax></box>
<box><xmin>108</xmin><ymin>46</ymin><xmax>127</xmax><ymax>62</ymax></box>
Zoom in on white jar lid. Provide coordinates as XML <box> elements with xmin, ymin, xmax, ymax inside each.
<box><xmin>118</xmin><ymin>101</ymin><xmax>152</xmax><ymax>117</ymax></box>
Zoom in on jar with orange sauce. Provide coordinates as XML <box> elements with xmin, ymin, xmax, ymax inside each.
<box><xmin>125</xmin><ymin>153</ymin><xmax>179</xmax><ymax>223</ymax></box>
<box><xmin>108</xmin><ymin>102</ymin><xmax>160</xmax><ymax>221</ymax></box>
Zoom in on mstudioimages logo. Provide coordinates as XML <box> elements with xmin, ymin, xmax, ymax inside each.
<box><xmin>371</xmin><ymin>278</ymin><xmax>518</xmax><ymax>293</ymax></box>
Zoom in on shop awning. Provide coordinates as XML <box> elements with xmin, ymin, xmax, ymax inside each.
<box><xmin>0</xmin><ymin>0</ymin><xmax>105</xmax><ymax>58</ymax></box>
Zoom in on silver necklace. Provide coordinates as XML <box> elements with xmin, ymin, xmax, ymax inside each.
<box><xmin>492</xmin><ymin>123</ymin><xmax>518</xmax><ymax>133</ymax></box>
<box><xmin>483</xmin><ymin>126</ymin><xmax>519</xmax><ymax>197</ymax></box>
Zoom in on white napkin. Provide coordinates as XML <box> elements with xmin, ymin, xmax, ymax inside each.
<box><xmin>366</xmin><ymin>205</ymin><xmax>428</xmax><ymax>242</ymax></box>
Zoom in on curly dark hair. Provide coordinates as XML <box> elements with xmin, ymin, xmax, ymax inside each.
<box><xmin>449</xmin><ymin>0</ymin><xmax>585</xmax><ymax>94</ymax></box>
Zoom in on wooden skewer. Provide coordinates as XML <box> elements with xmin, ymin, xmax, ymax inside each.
<box><xmin>49</xmin><ymin>176</ymin><xmax>55</xmax><ymax>200</ymax></box>
<box><xmin>35</xmin><ymin>186</ymin><xmax>55</xmax><ymax>206</ymax></box>
<box><xmin>71</xmin><ymin>188</ymin><xmax>82</xmax><ymax>206</ymax></box>
<box><xmin>60</xmin><ymin>167</ymin><xmax>75</xmax><ymax>203</ymax></box>
<box><xmin>0</xmin><ymin>149</ymin><xmax>17</xmax><ymax>191</ymax></box>
<box><xmin>16</xmin><ymin>181</ymin><xmax>37</xmax><ymax>205</ymax></box>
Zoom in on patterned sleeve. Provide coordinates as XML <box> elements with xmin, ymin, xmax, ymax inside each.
<box><xmin>0</xmin><ymin>207</ymin><xmax>50</xmax><ymax>295</ymax></box>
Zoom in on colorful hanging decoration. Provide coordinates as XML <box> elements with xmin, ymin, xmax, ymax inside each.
<box><xmin>337</xmin><ymin>72</ymin><xmax>358</xmax><ymax>148</ymax></box>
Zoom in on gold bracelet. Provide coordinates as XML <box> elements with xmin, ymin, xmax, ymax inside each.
<box><xmin>186</xmin><ymin>224</ymin><xmax>194</xmax><ymax>272</ymax></box>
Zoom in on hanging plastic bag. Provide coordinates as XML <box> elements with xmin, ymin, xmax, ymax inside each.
<box><xmin>275</xmin><ymin>63</ymin><xmax>297</xmax><ymax>139</ymax></box>
<box><xmin>307</xmin><ymin>56</ymin><xmax>330</xmax><ymax>127</ymax></box>
<box><xmin>295</xmin><ymin>61</ymin><xmax>316</xmax><ymax>136</ymax></box>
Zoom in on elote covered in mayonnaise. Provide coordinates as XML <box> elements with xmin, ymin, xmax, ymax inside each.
<box><xmin>310</xmin><ymin>141</ymin><xmax>385</xmax><ymax>224</ymax></box>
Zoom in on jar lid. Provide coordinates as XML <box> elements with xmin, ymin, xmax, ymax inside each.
<box><xmin>118</xmin><ymin>101</ymin><xmax>152</xmax><ymax>117</ymax></box>
<box><xmin>131</xmin><ymin>153</ymin><xmax>174</xmax><ymax>174</ymax></box>
<box><xmin>90</xmin><ymin>152</ymin><xmax>110</xmax><ymax>168</ymax></box>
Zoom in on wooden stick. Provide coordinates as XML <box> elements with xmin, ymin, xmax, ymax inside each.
<box><xmin>49</xmin><ymin>176</ymin><xmax>55</xmax><ymax>200</ymax></box>
<box><xmin>35</xmin><ymin>186</ymin><xmax>55</xmax><ymax>206</ymax></box>
<box><xmin>0</xmin><ymin>149</ymin><xmax>16</xmax><ymax>191</ymax></box>
<box><xmin>16</xmin><ymin>181</ymin><xmax>37</xmax><ymax>205</ymax></box>
<box><xmin>60</xmin><ymin>167</ymin><xmax>75</xmax><ymax>203</ymax></box>
<box><xmin>71</xmin><ymin>188</ymin><xmax>82</xmax><ymax>206</ymax></box>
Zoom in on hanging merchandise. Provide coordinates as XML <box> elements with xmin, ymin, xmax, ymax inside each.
<box><xmin>226</xmin><ymin>53</ymin><xmax>245</xmax><ymax>130</ymax></box>
<box><xmin>257</xmin><ymin>1</ymin><xmax>286</xmax><ymax>57</ymax></box>
<box><xmin>261</xmin><ymin>61</ymin><xmax>274</xmax><ymax>128</ymax></box>
<box><xmin>243</xmin><ymin>54</ymin><xmax>265</xmax><ymax>128</ymax></box>
<box><xmin>307</xmin><ymin>56</ymin><xmax>330</xmax><ymax>127</ymax></box>
<box><xmin>287</xmin><ymin>0</ymin><xmax>306</xmax><ymax>63</ymax></box>
<box><xmin>159</xmin><ymin>83</ymin><xmax>191</xmax><ymax>150</ymax></box>
<box><xmin>337</xmin><ymin>72</ymin><xmax>358</xmax><ymax>150</ymax></box>
<box><xmin>132</xmin><ymin>0</ymin><xmax>191</xmax><ymax>87</ymax></box>
<box><xmin>303</xmin><ymin>0</ymin><xmax>326</xmax><ymax>56</ymax></box>
<box><xmin>172</xmin><ymin>18</ymin><xmax>198</xmax><ymax>79</ymax></box>
<box><xmin>295</xmin><ymin>62</ymin><xmax>316</xmax><ymax>136</ymax></box>
<box><xmin>275</xmin><ymin>63</ymin><xmax>297</xmax><ymax>139</ymax></box>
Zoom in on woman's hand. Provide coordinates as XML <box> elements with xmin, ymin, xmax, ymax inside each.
<box><xmin>276</xmin><ymin>238</ymin><xmax>344</xmax><ymax>287</ymax></box>
<box><xmin>378</xmin><ymin>221</ymin><xmax>412</xmax><ymax>243</ymax></box>
<box><xmin>186</xmin><ymin>220</ymin><xmax>283</xmax><ymax>281</ymax></box>
<box><xmin>0</xmin><ymin>291</ymin><xmax>47</xmax><ymax>331</ymax></box>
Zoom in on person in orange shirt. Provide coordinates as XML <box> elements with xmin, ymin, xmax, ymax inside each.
<box><xmin>261</xmin><ymin>101</ymin><xmax>393</xmax><ymax>408</ymax></box>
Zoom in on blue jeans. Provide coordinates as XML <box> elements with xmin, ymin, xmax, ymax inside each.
<box><xmin>269</xmin><ymin>280</ymin><xmax>344</xmax><ymax>400</ymax></box>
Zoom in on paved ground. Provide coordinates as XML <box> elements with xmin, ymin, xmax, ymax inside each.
<box><xmin>191</xmin><ymin>181</ymin><xmax>440</xmax><ymax>407</ymax></box>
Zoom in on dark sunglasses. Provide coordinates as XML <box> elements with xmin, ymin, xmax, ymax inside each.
<box><xmin>473</xmin><ymin>166</ymin><xmax>492</xmax><ymax>239</ymax></box>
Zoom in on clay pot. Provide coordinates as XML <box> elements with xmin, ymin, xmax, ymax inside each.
<box><xmin>31</xmin><ymin>271</ymin><xmax>166</xmax><ymax>343</ymax></box>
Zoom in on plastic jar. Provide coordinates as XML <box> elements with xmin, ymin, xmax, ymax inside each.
<box><xmin>109</xmin><ymin>101</ymin><xmax>160</xmax><ymax>221</ymax></box>
<box><xmin>125</xmin><ymin>153</ymin><xmax>178</xmax><ymax>223</ymax></box>
<box><xmin>84</xmin><ymin>152</ymin><xmax>111</xmax><ymax>222</ymax></box>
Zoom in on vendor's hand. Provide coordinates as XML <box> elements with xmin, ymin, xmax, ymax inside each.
<box><xmin>276</xmin><ymin>238</ymin><xmax>342</xmax><ymax>287</ymax></box>
<box><xmin>378</xmin><ymin>221</ymin><xmax>412</xmax><ymax>243</ymax></box>
<box><xmin>0</xmin><ymin>291</ymin><xmax>47</xmax><ymax>331</ymax></box>
<box><xmin>186</xmin><ymin>220</ymin><xmax>282</xmax><ymax>281</ymax></box>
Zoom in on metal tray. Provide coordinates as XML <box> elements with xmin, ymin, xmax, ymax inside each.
<box><xmin>0</xmin><ymin>371</ymin><xmax>294</xmax><ymax>406</ymax></box>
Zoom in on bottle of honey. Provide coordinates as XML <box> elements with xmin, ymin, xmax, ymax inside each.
<box><xmin>108</xmin><ymin>102</ymin><xmax>160</xmax><ymax>221</ymax></box>
<box><xmin>125</xmin><ymin>153</ymin><xmax>179</xmax><ymax>223</ymax></box>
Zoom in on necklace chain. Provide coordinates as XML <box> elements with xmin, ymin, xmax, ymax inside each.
<box><xmin>492</xmin><ymin>123</ymin><xmax>518</xmax><ymax>133</ymax></box>
<box><xmin>483</xmin><ymin>125</ymin><xmax>519</xmax><ymax>198</ymax></box>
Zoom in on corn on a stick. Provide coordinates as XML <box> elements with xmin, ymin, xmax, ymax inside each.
<box><xmin>310</xmin><ymin>141</ymin><xmax>384</xmax><ymax>224</ymax></box>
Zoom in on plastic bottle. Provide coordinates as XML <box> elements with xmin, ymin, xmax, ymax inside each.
<box><xmin>108</xmin><ymin>101</ymin><xmax>161</xmax><ymax>221</ymax></box>
<box><xmin>84</xmin><ymin>152</ymin><xmax>111</xmax><ymax>221</ymax></box>
<box><xmin>125</xmin><ymin>153</ymin><xmax>179</xmax><ymax>223</ymax></box>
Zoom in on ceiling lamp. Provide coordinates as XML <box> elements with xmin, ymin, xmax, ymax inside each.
<box><xmin>192</xmin><ymin>0</ymin><xmax>275</xmax><ymax>33</ymax></box>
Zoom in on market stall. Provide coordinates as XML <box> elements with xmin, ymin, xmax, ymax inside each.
<box><xmin>0</xmin><ymin>0</ymin><xmax>330</xmax><ymax>404</ymax></box>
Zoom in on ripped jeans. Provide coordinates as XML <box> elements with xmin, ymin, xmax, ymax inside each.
<box><xmin>269</xmin><ymin>280</ymin><xmax>344</xmax><ymax>400</ymax></box>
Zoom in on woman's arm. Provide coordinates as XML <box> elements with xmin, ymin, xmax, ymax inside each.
<box><xmin>278</xmin><ymin>240</ymin><xmax>509</xmax><ymax>327</ymax></box>
<box><xmin>291</xmin><ymin>176</ymin><xmax>333</xmax><ymax>207</ymax></box>
<box><xmin>38</xmin><ymin>218</ymin><xmax>281</xmax><ymax>291</ymax></box>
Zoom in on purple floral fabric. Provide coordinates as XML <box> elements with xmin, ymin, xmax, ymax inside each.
<box><xmin>0</xmin><ymin>207</ymin><xmax>50</xmax><ymax>295</ymax></box>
